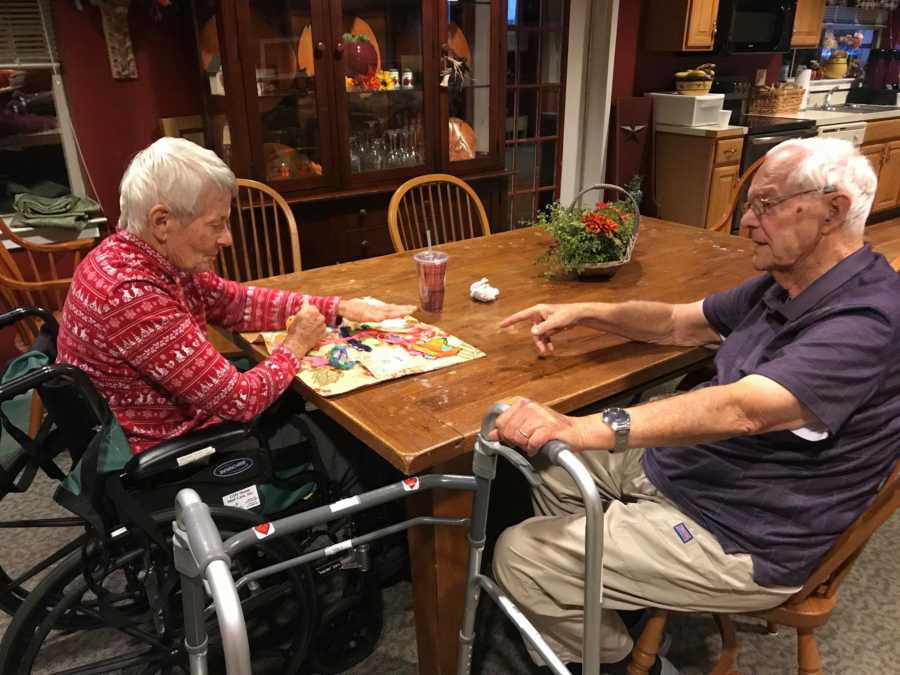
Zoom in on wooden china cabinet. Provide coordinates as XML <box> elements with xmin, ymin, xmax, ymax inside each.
<box><xmin>192</xmin><ymin>0</ymin><xmax>508</xmax><ymax>269</ymax></box>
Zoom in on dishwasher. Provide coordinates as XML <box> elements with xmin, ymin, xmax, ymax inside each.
<box><xmin>817</xmin><ymin>121</ymin><xmax>867</xmax><ymax>147</ymax></box>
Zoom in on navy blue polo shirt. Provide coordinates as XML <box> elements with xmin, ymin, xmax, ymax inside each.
<box><xmin>642</xmin><ymin>244</ymin><xmax>900</xmax><ymax>588</ymax></box>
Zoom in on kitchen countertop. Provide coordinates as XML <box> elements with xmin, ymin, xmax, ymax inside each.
<box><xmin>655</xmin><ymin>123</ymin><xmax>747</xmax><ymax>138</ymax></box>
<box><xmin>774</xmin><ymin>108</ymin><xmax>900</xmax><ymax>126</ymax></box>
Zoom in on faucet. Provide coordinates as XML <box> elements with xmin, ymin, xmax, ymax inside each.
<box><xmin>823</xmin><ymin>86</ymin><xmax>841</xmax><ymax>111</ymax></box>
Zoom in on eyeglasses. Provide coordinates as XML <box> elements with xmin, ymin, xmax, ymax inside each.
<box><xmin>742</xmin><ymin>185</ymin><xmax>837</xmax><ymax>219</ymax></box>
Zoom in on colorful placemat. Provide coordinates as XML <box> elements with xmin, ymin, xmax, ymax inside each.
<box><xmin>257</xmin><ymin>317</ymin><xmax>485</xmax><ymax>397</ymax></box>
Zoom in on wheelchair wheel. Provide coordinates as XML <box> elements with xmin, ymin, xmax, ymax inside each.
<box><xmin>0</xmin><ymin>459</ymin><xmax>96</xmax><ymax>629</ymax></box>
<box><xmin>0</xmin><ymin>506</ymin><xmax>319</xmax><ymax>675</ymax></box>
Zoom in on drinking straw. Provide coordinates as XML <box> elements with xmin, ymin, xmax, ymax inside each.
<box><xmin>426</xmin><ymin>228</ymin><xmax>433</xmax><ymax>252</ymax></box>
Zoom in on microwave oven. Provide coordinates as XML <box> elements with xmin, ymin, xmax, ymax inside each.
<box><xmin>717</xmin><ymin>0</ymin><xmax>798</xmax><ymax>53</ymax></box>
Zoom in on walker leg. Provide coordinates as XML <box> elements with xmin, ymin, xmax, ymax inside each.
<box><xmin>457</xmin><ymin>474</ymin><xmax>494</xmax><ymax>675</ymax></box>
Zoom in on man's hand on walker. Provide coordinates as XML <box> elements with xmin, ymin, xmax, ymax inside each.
<box><xmin>488</xmin><ymin>398</ymin><xmax>595</xmax><ymax>456</ymax></box>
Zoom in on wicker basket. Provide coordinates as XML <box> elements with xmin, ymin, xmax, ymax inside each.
<box><xmin>748</xmin><ymin>85</ymin><xmax>804</xmax><ymax>115</ymax></box>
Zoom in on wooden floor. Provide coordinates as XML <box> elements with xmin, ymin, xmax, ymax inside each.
<box><xmin>866</xmin><ymin>216</ymin><xmax>900</xmax><ymax>263</ymax></box>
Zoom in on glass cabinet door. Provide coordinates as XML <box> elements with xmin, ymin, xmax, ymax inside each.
<box><xmin>442</xmin><ymin>0</ymin><xmax>499</xmax><ymax>167</ymax></box>
<box><xmin>329</xmin><ymin>0</ymin><xmax>427</xmax><ymax>180</ymax></box>
<box><xmin>243</xmin><ymin>0</ymin><xmax>335</xmax><ymax>188</ymax></box>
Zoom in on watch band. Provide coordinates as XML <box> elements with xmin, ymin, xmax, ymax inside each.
<box><xmin>601</xmin><ymin>407</ymin><xmax>631</xmax><ymax>453</ymax></box>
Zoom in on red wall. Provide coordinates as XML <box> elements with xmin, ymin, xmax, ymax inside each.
<box><xmin>1</xmin><ymin>3</ymin><xmax>202</xmax><ymax>364</ymax></box>
<box><xmin>50</xmin><ymin>1</ymin><xmax>203</xmax><ymax>226</ymax></box>
<box><xmin>613</xmin><ymin>0</ymin><xmax>784</xmax><ymax>99</ymax></box>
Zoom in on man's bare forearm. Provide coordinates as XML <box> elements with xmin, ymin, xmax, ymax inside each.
<box><xmin>577</xmin><ymin>301</ymin><xmax>687</xmax><ymax>345</ymax></box>
<box><xmin>578</xmin><ymin>375</ymin><xmax>817</xmax><ymax>451</ymax></box>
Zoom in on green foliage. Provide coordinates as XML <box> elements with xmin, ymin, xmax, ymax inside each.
<box><xmin>342</xmin><ymin>32</ymin><xmax>371</xmax><ymax>43</ymax></box>
<box><xmin>533</xmin><ymin>199</ymin><xmax>635</xmax><ymax>277</ymax></box>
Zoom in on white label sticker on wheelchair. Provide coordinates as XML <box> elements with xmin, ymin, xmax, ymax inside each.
<box><xmin>324</xmin><ymin>539</ymin><xmax>353</xmax><ymax>557</ymax></box>
<box><xmin>222</xmin><ymin>485</ymin><xmax>261</xmax><ymax>511</ymax></box>
<box><xmin>329</xmin><ymin>495</ymin><xmax>360</xmax><ymax>513</ymax></box>
<box><xmin>253</xmin><ymin>521</ymin><xmax>275</xmax><ymax>539</ymax></box>
<box><xmin>402</xmin><ymin>477</ymin><xmax>420</xmax><ymax>491</ymax></box>
<box><xmin>177</xmin><ymin>445</ymin><xmax>215</xmax><ymax>467</ymax></box>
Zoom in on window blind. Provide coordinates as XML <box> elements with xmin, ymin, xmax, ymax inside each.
<box><xmin>0</xmin><ymin>0</ymin><xmax>58</xmax><ymax>67</ymax></box>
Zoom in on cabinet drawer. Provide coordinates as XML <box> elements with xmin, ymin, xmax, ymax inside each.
<box><xmin>336</xmin><ymin>204</ymin><xmax>393</xmax><ymax>263</ymax></box>
<box><xmin>715</xmin><ymin>138</ymin><xmax>744</xmax><ymax>166</ymax></box>
<box><xmin>863</xmin><ymin>118</ymin><xmax>900</xmax><ymax>145</ymax></box>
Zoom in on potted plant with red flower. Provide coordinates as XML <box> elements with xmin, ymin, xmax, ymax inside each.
<box><xmin>532</xmin><ymin>181</ymin><xmax>641</xmax><ymax>278</ymax></box>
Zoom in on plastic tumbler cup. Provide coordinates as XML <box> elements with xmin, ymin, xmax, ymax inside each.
<box><xmin>414</xmin><ymin>251</ymin><xmax>449</xmax><ymax>312</ymax></box>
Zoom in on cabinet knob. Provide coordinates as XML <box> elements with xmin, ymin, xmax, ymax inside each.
<box><xmin>334</xmin><ymin>42</ymin><xmax>344</xmax><ymax>57</ymax></box>
<box><xmin>358</xmin><ymin>208</ymin><xmax>368</xmax><ymax>217</ymax></box>
<box><xmin>361</xmin><ymin>239</ymin><xmax>369</xmax><ymax>249</ymax></box>
<box><xmin>315</xmin><ymin>41</ymin><xmax>325</xmax><ymax>56</ymax></box>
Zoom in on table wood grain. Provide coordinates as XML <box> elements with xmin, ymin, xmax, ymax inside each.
<box><xmin>237</xmin><ymin>217</ymin><xmax>759</xmax><ymax>475</ymax></box>
<box><xmin>230</xmin><ymin>217</ymin><xmax>762</xmax><ymax>675</ymax></box>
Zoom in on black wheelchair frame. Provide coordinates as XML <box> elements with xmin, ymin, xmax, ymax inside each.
<box><xmin>0</xmin><ymin>306</ymin><xmax>383</xmax><ymax>673</ymax></box>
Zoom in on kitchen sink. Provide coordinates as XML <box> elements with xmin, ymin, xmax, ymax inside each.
<box><xmin>819</xmin><ymin>103</ymin><xmax>900</xmax><ymax>114</ymax></box>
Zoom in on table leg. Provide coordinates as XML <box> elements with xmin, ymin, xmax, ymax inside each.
<box><xmin>407</xmin><ymin>454</ymin><xmax>474</xmax><ymax>675</ymax></box>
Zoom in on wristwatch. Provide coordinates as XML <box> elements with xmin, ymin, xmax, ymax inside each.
<box><xmin>600</xmin><ymin>407</ymin><xmax>631</xmax><ymax>453</ymax></box>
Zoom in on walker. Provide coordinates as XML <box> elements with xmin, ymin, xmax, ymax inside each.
<box><xmin>173</xmin><ymin>402</ymin><xmax>605</xmax><ymax>675</ymax></box>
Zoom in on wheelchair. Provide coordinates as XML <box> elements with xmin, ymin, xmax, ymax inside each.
<box><xmin>0</xmin><ymin>306</ymin><xmax>383</xmax><ymax>673</ymax></box>
<box><xmin>173</xmin><ymin>403</ymin><xmax>608</xmax><ymax>675</ymax></box>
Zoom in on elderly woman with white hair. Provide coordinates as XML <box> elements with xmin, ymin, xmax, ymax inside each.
<box><xmin>57</xmin><ymin>137</ymin><xmax>414</xmax><ymax>456</ymax></box>
<box><xmin>486</xmin><ymin>137</ymin><xmax>900</xmax><ymax>673</ymax></box>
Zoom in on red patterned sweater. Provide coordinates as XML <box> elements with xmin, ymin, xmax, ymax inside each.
<box><xmin>57</xmin><ymin>231</ymin><xmax>340</xmax><ymax>454</ymax></box>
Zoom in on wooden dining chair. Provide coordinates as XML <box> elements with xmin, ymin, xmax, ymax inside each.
<box><xmin>889</xmin><ymin>255</ymin><xmax>900</xmax><ymax>271</ymax></box>
<box><xmin>217</xmin><ymin>178</ymin><xmax>301</xmax><ymax>283</ymax></box>
<box><xmin>387</xmin><ymin>173</ymin><xmax>490</xmax><ymax>252</ymax></box>
<box><xmin>210</xmin><ymin>179</ymin><xmax>301</xmax><ymax>357</ymax></box>
<box><xmin>0</xmin><ymin>217</ymin><xmax>94</xmax><ymax>350</ymax></box>
<box><xmin>627</xmin><ymin>461</ymin><xmax>899</xmax><ymax>675</ymax></box>
<box><xmin>0</xmin><ymin>216</ymin><xmax>95</xmax><ymax>434</ymax></box>
<box><xmin>710</xmin><ymin>156</ymin><xmax>766</xmax><ymax>236</ymax></box>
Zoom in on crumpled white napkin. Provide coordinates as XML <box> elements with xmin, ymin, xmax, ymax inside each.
<box><xmin>469</xmin><ymin>277</ymin><xmax>499</xmax><ymax>302</ymax></box>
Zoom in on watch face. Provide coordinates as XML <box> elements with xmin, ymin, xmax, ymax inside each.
<box><xmin>604</xmin><ymin>408</ymin><xmax>629</xmax><ymax>428</ymax></box>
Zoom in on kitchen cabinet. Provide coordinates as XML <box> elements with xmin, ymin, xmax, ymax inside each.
<box><xmin>192</xmin><ymin>0</ymin><xmax>507</xmax><ymax>268</ymax></box>
<box><xmin>861</xmin><ymin>118</ymin><xmax>900</xmax><ymax>213</ymax></box>
<box><xmin>644</xmin><ymin>0</ymin><xmax>721</xmax><ymax>52</ymax></box>
<box><xmin>654</xmin><ymin>129</ymin><xmax>744</xmax><ymax>230</ymax></box>
<box><xmin>791</xmin><ymin>0</ymin><xmax>826</xmax><ymax>49</ymax></box>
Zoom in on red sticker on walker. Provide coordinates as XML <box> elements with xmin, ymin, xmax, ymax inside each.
<box><xmin>253</xmin><ymin>522</ymin><xmax>275</xmax><ymax>539</ymax></box>
<box><xmin>402</xmin><ymin>477</ymin><xmax>420</xmax><ymax>491</ymax></box>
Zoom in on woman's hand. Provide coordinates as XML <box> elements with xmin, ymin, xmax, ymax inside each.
<box><xmin>499</xmin><ymin>303</ymin><xmax>588</xmax><ymax>355</ymax></box>
<box><xmin>282</xmin><ymin>300</ymin><xmax>327</xmax><ymax>358</ymax></box>
<box><xmin>338</xmin><ymin>298</ymin><xmax>417</xmax><ymax>323</ymax></box>
<box><xmin>487</xmin><ymin>398</ymin><xmax>596</xmax><ymax>456</ymax></box>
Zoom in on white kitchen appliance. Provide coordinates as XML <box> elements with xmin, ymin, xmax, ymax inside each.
<box><xmin>648</xmin><ymin>92</ymin><xmax>725</xmax><ymax>127</ymax></box>
<box><xmin>817</xmin><ymin>121</ymin><xmax>867</xmax><ymax>147</ymax></box>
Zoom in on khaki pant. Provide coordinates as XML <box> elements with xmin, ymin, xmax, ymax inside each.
<box><xmin>492</xmin><ymin>448</ymin><xmax>800</xmax><ymax>665</ymax></box>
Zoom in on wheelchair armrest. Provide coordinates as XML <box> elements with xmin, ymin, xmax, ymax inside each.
<box><xmin>124</xmin><ymin>422</ymin><xmax>253</xmax><ymax>482</ymax></box>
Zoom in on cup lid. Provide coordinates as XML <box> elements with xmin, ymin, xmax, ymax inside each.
<box><xmin>413</xmin><ymin>250</ymin><xmax>449</xmax><ymax>263</ymax></box>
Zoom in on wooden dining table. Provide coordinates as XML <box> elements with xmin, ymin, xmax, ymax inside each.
<box><xmin>235</xmin><ymin>217</ymin><xmax>762</xmax><ymax>674</ymax></box>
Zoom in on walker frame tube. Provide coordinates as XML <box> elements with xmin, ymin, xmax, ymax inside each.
<box><xmin>175</xmin><ymin>403</ymin><xmax>605</xmax><ymax>675</ymax></box>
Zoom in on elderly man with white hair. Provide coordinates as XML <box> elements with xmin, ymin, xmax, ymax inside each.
<box><xmin>57</xmin><ymin>137</ymin><xmax>414</xmax><ymax>456</ymax></box>
<box><xmin>490</xmin><ymin>137</ymin><xmax>900</xmax><ymax>673</ymax></box>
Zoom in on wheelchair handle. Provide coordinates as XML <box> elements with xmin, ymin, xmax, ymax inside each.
<box><xmin>479</xmin><ymin>402</ymin><xmax>605</xmax><ymax>675</ymax></box>
<box><xmin>176</xmin><ymin>489</ymin><xmax>251</xmax><ymax>675</ymax></box>
<box><xmin>0</xmin><ymin>306</ymin><xmax>56</xmax><ymax>332</ymax></box>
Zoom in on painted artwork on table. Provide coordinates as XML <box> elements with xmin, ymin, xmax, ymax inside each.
<box><xmin>256</xmin><ymin>316</ymin><xmax>485</xmax><ymax>397</ymax></box>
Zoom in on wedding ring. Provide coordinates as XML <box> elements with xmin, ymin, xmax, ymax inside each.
<box><xmin>518</xmin><ymin>429</ymin><xmax>531</xmax><ymax>439</ymax></box>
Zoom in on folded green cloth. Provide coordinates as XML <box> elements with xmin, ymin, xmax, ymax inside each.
<box><xmin>13</xmin><ymin>193</ymin><xmax>101</xmax><ymax>232</ymax></box>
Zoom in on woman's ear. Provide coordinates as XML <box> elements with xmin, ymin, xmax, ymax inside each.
<box><xmin>146</xmin><ymin>205</ymin><xmax>170</xmax><ymax>242</ymax></box>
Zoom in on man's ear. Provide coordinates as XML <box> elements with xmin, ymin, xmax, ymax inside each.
<box><xmin>146</xmin><ymin>205</ymin><xmax>170</xmax><ymax>242</ymax></box>
<box><xmin>823</xmin><ymin>193</ymin><xmax>852</xmax><ymax>234</ymax></box>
